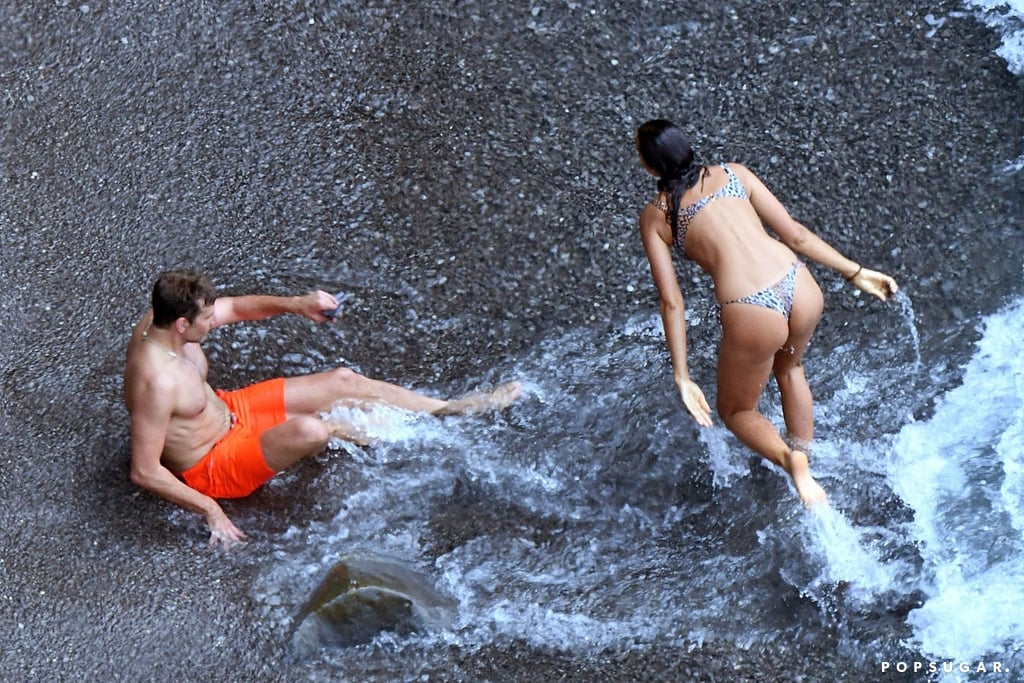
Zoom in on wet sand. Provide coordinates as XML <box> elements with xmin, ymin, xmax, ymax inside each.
<box><xmin>1</xmin><ymin>0</ymin><xmax>1022</xmax><ymax>680</ymax></box>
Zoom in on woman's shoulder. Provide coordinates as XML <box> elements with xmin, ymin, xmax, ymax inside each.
<box><xmin>712</xmin><ymin>161</ymin><xmax>748</xmax><ymax>172</ymax></box>
<box><xmin>638</xmin><ymin>198</ymin><xmax>672</xmax><ymax>242</ymax></box>
<box><xmin>645</xmin><ymin>192</ymin><xmax>669</xmax><ymax>212</ymax></box>
<box><xmin>696</xmin><ymin>162</ymin><xmax>742</xmax><ymax>181</ymax></box>
<box><xmin>719</xmin><ymin>161</ymin><xmax>757</xmax><ymax>179</ymax></box>
<box><xmin>715</xmin><ymin>162</ymin><xmax>763</xmax><ymax>193</ymax></box>
<box><xmin>639</xmin><ymin>197</ymin><xmax>669</xmax><ymax>222</ymax></box>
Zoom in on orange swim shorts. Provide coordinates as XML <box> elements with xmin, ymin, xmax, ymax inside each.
<box><xmin>179</xmin><ymin>378</ymin><xmax>287</xmax><ymax>499</ymax></box>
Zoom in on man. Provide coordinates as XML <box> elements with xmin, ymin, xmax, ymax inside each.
<box><xmin>124</xmin><ymin>270</ymin><xmax>520</xmax><ymax>547</ymax></box>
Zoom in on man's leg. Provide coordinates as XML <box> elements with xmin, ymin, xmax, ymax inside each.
<box><xmin>224</xmin><ymin>377</ymin><xmax>373</xmax><ymax>474</ymax></box>
<box><xmin>258</xmin><ymin>416</ymin><xmax>333</xmax><ymax>472</ymax></box>
<box><xmin>282</xmin><ymin>367</ymin><xmax>521</xmax><ymax>417</ymax></box>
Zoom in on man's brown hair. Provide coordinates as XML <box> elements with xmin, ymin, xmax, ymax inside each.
<box><xmin>151</xmin><ymin>270</ymin><xmax>217</xmax><ymax>327</ymax></box>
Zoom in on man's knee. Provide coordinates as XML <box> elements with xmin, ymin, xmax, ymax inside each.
<box><xmin>327</xmin><ymin>366</ymin><xmax>367</xmax><ymax>390</ymax></box>
<box><xmin>288</xmin><ymin>415</ymin><xmax>331</xmax><ymax>450</ymax></box>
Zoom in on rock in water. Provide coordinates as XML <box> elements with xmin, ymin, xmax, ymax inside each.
<box><xmin>291</xmin><ymin>554</ymin><xmax>457</xmax><ymax>657</ymax></box>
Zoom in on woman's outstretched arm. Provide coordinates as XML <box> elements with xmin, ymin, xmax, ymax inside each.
<box><xmin>639</xmin><ymin>204</ymin><xmax>714</xmax><ymax>426</ymax></box>
<box><xmin>735</xmin><ymin>163</ymin><xmax>899</xmax><ymax>301</ymax></box>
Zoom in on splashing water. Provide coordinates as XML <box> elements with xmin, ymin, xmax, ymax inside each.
<box><xmin>963</xmin><ymin>0</ymin><xmax>1024</xmax><ymax>75</ymax></box>
<box><xmin>245</xmin><ymin>257</ymin><xmax>1023</xmax><ymax>681</ymax></box>
<box><xmin>796</xmin><ymin>505</ymin><xmax>906</xmax><ymax>605</ymax></box>
<box><xmin>894</xmin><ymin>289</ymin><xmax>922</xmax><ymax>376</ymax></box>
<box><xmin>888</xmin><ymin>295</ymin><xmax>1024</xmax><ymax>678</ymax></box>
<box><xmin>249</xmin><ymin>297</ymin><xmax>941</xmax><ymax>678</ymax></box>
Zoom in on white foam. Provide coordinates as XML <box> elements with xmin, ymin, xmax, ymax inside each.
<box><xmin>963</xmin><ymin>0</ymin><xmax>1024</xmax><ymax>75</ymax></box>
<box><xmin>322</xmin><ymin>402</ymin><xmax>434</xmax><ymax>447</ymax></box>
<box><xmin>801</xmin><ymin>505</ymin><xmax>901</xmax><ymax>601</ymax></box>
<box><xmin>890</xmin><ymin>296</ymin><xmax>1024</xmax><ymax>663</ymax></box>
<box><xmin>910</xmin><ymin>560</ymin><xmax>1024</xmax><ymax>655</ymax></box>
<box><xmin>251</xmin><ymin>287</ymin><xmax>1022</xmax><ymax>670</ymax></box>
<box><xmin>698</xmin><ymin>426</ymin><xmax>747</xmax><ymax>489</ymax></box>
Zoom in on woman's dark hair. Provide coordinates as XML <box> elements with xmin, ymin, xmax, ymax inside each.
<box><xmin>636</xmin><ymin>119</ymin><xmax>708</xmax><ymax>241</ymax></box>
<box><xmin>151</xmin><ymin>270</ymin><xmax>217</xmax><ymax>327</ymax></box>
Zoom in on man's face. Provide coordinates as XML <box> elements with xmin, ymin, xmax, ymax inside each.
<box><xmin>183</xmin><ymin>302</ymin><xmax>216</xmax><ymax>343</ymax></box>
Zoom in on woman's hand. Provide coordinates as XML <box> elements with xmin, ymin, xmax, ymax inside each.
<box><xmin>849</xmin><ymin>267</ymin><xmax>899</xmax><ymax>301</ymax></box>
<box><xmin>678</xmin><ymin>379</ymin><xmax>713</xmax><ymax>427</ymax></box>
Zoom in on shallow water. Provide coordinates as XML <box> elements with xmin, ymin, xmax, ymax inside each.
<box><xmin>245</xmin><ymin>297</ymin><xmax>920</xmax><ymax>677</ymax></box>
<box><xmin>2</xmin><ymin>0</ymin><xmax>1024</xmax><ymax>681</ymax></box>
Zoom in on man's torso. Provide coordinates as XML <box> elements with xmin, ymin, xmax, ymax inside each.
<box><xmin>124</xmin><ymin>315</ymin><xmax>232</xmax><ymax>472</ymax></box>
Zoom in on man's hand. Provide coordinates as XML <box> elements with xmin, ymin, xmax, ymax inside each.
<box><xmin>298</xmin><ymin>290</ymin><xmax>343</xmax><ymax>323</ymax></box>
<box><xmin>206</xmin><ymin>508</ymin><xmax>249</xmax><ymax>549</ymax></box>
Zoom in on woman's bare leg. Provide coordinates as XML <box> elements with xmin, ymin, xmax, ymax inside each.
<box><xmin>718</xmin><ymin>303</ymin><xmax>826</xmax><ymax>507</ymax></box>
<box><xmin>717</xmin><ymin>304</ymin><xmax>790</xmax><ymax>469</ymax></box>
<box><xmin>773</xmin><ymin>266</ymin><xmax>824</xmax><ymax>446</ymax></box>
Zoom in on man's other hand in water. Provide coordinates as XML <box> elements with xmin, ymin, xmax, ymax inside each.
<box><xmin>207</xmin><ymin>508</ymin><xmax>248</xmax><ymax>549</ymax></box>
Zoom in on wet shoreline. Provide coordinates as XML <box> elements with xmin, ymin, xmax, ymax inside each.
<box><xmin>2</xmin><ymin>0</ymin><xmax>1023</xmax><ymax>680</ymax></box>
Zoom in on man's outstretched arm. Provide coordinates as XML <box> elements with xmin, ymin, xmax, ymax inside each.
<box><xmin>212</xmin><ymin>290</ymin><xmax>341</xmax><ymax>328</ymax></box>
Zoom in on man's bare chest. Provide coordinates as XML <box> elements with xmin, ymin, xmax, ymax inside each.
<box><xmin>172</xmin><ymin>367</ymin><xmax>214</xmax><ymax>419</ymax></box>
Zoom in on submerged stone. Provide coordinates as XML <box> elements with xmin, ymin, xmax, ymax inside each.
<box><xmin>290</xmin><ymin>554</ymin><xmax>457</xmax><ymax>657</ymax></box>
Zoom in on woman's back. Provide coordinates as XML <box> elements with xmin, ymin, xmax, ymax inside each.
<box><xmin>673</xmin><ymin>163</ymin><xmax>797</xmax><ymax>303</ymax></box>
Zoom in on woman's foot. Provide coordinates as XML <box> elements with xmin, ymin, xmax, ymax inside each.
<box><xmin>436</xmin><ymin>381</ymin><xmax>523</xmax><ymax>416</ymax></box>
<box><xmin>785</xmin><ymin>450</ymin><xmax>827</xmax><ymax>508</ymax></box>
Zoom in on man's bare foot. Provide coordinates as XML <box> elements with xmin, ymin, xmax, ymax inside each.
<box><xmin>785</xmin><ymin>450</ymin><xmax>828</xmax><ymax>508</ymax></box>
<box><xmin>326</xmin><ymin>419</ymin><xmax>375</xmax><ymax>447</ymax></box>
<box><xmin>435</xmin><ymin>381</ymin><xmax>523</xmax><ymax>416</ymax></box>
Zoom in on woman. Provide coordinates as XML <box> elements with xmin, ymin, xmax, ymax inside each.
<box><xmin>636</xmin><ymin>119</ymin><xmax>898</xmax><ymax>507</ymax></box>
